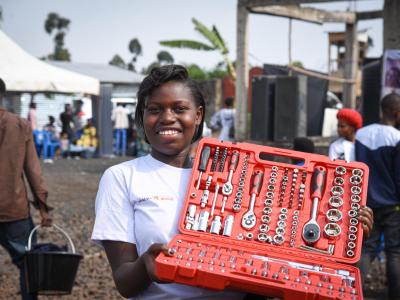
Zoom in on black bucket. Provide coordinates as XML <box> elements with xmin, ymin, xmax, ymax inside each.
<box><xmin>24</xmin><ymin>224</ymin><xmax>83</xmax><ymax>295</ymax></box>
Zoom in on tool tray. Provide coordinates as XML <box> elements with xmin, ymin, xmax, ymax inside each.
<box><xmin>155</xmin><ymin>138</ymin><xmax>369</xmax><ymax>299</ymax></box>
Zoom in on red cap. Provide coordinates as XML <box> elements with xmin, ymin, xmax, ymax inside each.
<box><xmin>337</xmin><ymin>108</ymin><xmax>362</xmax><ymax>130</ymax></box>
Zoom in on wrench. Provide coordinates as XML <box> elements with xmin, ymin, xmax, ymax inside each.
<box><xmin>210</xmin><ymin>183</ymin><xmax>220</xmax><ymax>216</ymax></box>
<box><xmin>241</xmin><ymin>171</ymin><xmax>263</xmax><ymax>230</ymax></box>
<box><xmin>302</xmin><ymin>166</ymin><xmax>326</xmax><ymax>244</ymax></box>
<box><xmin>221</xmin><ymin>150</ymin><xmax>240</xmax><ymax>212</ymax></box>
<box><xmin>221</xmin><ymin>150</ymin><xmax>240</xmax><ymax>195</ymax></box>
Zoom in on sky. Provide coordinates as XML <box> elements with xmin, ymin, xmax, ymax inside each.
<box><xmin>0</xmin><ymin>0</ymin><xmax>384</xmax><ymax>73</ymax></box>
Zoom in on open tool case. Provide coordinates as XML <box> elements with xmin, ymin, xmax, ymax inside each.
<box><xmin>155</xmin><ymin>138</ymin><xmax>369</xmax><ymax>299</ymax></box>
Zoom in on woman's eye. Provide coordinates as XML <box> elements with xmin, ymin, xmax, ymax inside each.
<box><xmin>174</xmin><ymin>106</ymin><xmax>187</xmax><ymax>113</ymax></box>
<box><xmin>146</xmin><ymin>107</ymin><xmax>160</xmax><ymax>114</ymax></box>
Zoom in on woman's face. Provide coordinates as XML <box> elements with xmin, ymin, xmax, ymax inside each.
<box><xmin>337</xmin><ymin>119</ymin><xmax>355</xmax><ymax>141</ymax></box>
<box><xmin>143</xmin><ymin>81</ymin><xmax>203</xmax><ymax>166</ymax></box>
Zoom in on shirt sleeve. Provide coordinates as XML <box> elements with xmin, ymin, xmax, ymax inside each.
<box><xmin>209</xmin><ymin>110</ymin><xmax>222</xmax><ymax>130</ymax></box>
<box><xmin>24</xmin><ymin>125</ymin><xmax>51</xmax><ymax>212</ymax></box>
<box><xmin>394</xmin><ymin>141</ymin><xmax>400</xmax><ymax>197</ymax></box>
<box><xmin>91</xmin><ymin>167</ymin><xmax>136</xmax><ymax>246</ymax></box>
<box><xmin>328</xmin><ymin>141</ymin><xmax>338</xmax><ymax>160</ymax></box>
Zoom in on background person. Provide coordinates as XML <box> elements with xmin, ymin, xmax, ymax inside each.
<box><xmin>60</xmin><ymin>103</ymin><xmax>75</xmax><ymax>143</ymax></box>
<box><xmin>356</xmin><ymin>92</ymin><xmax>400</xmax><ymax>300</ymax></box>
<box><xmin>27</xmin><ymin>102</ymin><xmax>38</xmax><ymax>131</ymax></box>
<box><xmin>292</xmin><ymin>137</ymin><xmax>315</xmax><ymax>166</ymax></box>
<box><xmin>209</xmin><ymin>96</ymin><xmax>235</xmax><ymax>141</ymax></box>
<box><xmin>329</xmin><ymin>108</ymin><xmax>362</xmax><ymax>162</ymax></box>
<box><xmin>0</xmin><ymin>78</ymin><xmax>52</xmax><ymax>300</ymax></box>
<box><xmin>111</xmin><ymin>103</ymin><xmax>129</xmax><ymax>156</ymax></box>
<box><xmin>76</xmin><ymin>118</ymin><xmax>98</xmax><ymax>158</ymax></box>
<box><xmin>91</xmin><ymin>65</ymin><xmax>244</xmax><ymax>299</ymax></box>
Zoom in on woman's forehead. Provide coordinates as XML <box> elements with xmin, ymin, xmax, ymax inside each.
<box><xmin>147</xmin><ymin>82</ymin><xmax>194</xmax><ymax>103</ymax></box>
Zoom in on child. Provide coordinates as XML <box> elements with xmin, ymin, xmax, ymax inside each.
<box><xmin>60</xmin><ymin>132</ymin><xmax>70</xmax><ymax>158</ymax></box>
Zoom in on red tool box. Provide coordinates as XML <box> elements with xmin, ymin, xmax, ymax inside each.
<box><xmin>155</xmin><ymin>138</ymin><xmax>369</xmax><ymax>300</ymax></box>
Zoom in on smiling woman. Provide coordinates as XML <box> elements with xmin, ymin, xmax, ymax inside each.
<box><xmin>91</xmin><ymin>65</ymin><xmax>245</xmax><ymax>300</ymax></box>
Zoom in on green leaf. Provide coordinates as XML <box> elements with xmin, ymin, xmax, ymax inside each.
<box><xmin>191</xmin><ymin>18</ymin><xmax>224</xmax><ymax>51</ymax></box>
<box><xmin>160</xmin><ymin>40</ymin><xmax>215</xmax><ymax>51</ymax></box>
<box><xmin>212</xmin><ymin>26</ymin><xmax>228</xmax><ymax>55</ymax></box>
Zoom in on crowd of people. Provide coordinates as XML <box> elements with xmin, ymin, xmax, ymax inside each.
<box><xmin>0</xmin><ymin>64</ymin><xmax>399</xmax><ymax>300</ymax></box>
<box><xmin>27</xmin><ymin>102</ymin><xmax>98</xmax><ymax>162</ymax></box>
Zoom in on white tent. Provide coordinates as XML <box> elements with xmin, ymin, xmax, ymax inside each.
<box><xmin>0</xmin><ymin>30</ymin><xmax>100</xmax><ymax>95</ymax></box>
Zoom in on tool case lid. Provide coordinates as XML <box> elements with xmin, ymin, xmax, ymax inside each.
<box><xmin>178</xmin><ymin>137</ymin><xmax>369</xmax><ymax>265</ymax></box>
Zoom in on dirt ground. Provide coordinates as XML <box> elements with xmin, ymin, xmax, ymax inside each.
<box><xmin>0</xmin><ymin>158</ymin><xmax>388</xmax><ymax>299</ymax></box>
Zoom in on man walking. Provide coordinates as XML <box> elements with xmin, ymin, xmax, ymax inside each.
<box><xmin>111</xmin><ymin>104</ymin><xmax>129</xmax><ymax>156</ymax></box>
<box><xmin>0</xmin><ymin>78</ymin><xmax>52</xmax><ymax>300</ymax></box>
<box><xmin>356</xmin><ymin>92</ymin><xmax>400</xmax><ymax>300</ymax></box>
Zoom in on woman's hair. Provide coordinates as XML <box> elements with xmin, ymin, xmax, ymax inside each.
<box><xmin>135</xmin><ymin>64</ymin><xmax>206</xmax><ymax>143</ymax></box>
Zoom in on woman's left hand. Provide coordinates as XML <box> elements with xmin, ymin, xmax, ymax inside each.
<box><xmin>358</xmin><ymin>206</ymin><xmax>374</xmax><ymax>239</ymax></box>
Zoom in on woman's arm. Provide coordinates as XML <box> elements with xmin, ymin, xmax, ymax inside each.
<box><xmin>103</xmin><ymin>241</ymin><xmax>171</xmax><ymax>298</ymax></box>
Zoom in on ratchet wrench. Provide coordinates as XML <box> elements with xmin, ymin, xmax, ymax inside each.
<box><xmin>302</xmin><ymin>166</ymin><xmax>327</xmax><ymax>244</ymax></box>
<box><xmin>241</xmin><ymin>170</ymin><xmax>263</xmax><ymax>230</ymax></box>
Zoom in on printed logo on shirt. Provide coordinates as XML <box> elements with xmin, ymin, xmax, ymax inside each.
<box><xmin>138</xmin><ymin>195</ymin><xmax>175</xmax><ymax>202</ymax></box>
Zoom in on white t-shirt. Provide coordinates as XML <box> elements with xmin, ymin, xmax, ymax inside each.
<box><xmin>209</xmin><ymin>108</ymin><xmax>235</xmax><ymax>141</ymax></box>
<box><xmin>92</xmin><ymin>154</ymin><xmax>244</xmax><ymax>300</ymax></box>
<box><xmin>328</xmin><ymin>137</ymin><xmax>355</xmax><ymax>162</ymax></box>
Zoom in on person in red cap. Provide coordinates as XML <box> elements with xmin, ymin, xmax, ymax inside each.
<box><xmin>328</xmin><ymin>108</ymin><xmax>363</xmax><ymax>161</ymax></box>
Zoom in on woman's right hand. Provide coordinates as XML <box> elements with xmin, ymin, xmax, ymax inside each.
<box><xmin>142</xmin><ymin>243</ymin><xmax>174</xmax><ymax>283</ymax></box>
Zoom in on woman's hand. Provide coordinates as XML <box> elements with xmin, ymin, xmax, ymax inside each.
<box><xmin>142</xmin><ymin>243</ymin><xmax>174</xmax><ymax>283</ymax></box>
<box><xmin>358</xmin><ymin>206</ymin><xmax>374</xmax><ymax>239</ymax></box>
<box><xmin>103</xmin><ymin>241</ymin><xmax>175</xmax><ymax>297</ymax></box>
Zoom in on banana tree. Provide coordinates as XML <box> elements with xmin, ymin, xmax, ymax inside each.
<box><xmin>160</xmin><ymin>18</ymin><xmax>236</xmax><ymax>79</ymax></box>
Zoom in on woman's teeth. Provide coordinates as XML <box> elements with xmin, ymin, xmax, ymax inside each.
<box><xmin>159</xmin><ymin>130</ymin><xmax>179</xmax><ymax>135</ymax></box>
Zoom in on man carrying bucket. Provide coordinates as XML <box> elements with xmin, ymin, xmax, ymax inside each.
<box><xmin>0</xmin><ymin>78</ymin><xmax>52</xmax><ymax>300</ymax></box>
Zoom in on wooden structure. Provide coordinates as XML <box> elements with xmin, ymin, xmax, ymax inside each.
<box><xmin>236</xmin><ymin>0</ymin><xmax>383</xmax><ymax>140</ymax></box>
<box><xmin>328</xmin><ymin>31</ymin><xmax>370</xmax><ymax>99</ymax></box>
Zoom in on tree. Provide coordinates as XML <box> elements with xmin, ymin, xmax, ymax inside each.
<box><xmin>44</xmin><ymin>12</ymin><xmax>71</xmax><ymax>61</ymax></box>
<box><xmin>157</xmin><ymin>51</ymin><xmax>174</xmax><ymax>65</ymax></box>
<box><xmin>160</xmin><ymin>18</ymin><xmax>236</xmax><ymax>79</ymax></box>
<box><xmin>290</xmin><ymin>60</ymin><xmax>304</xmax><ymax>68</ymax></box>
<box><xmin>0</xmin><ymin>6</ymin><xmax>3</xmax><ymax>26</ymax></box>
<box><xmin>127</xmin><ymin>38</ymin><xmax>142</xmax><ymax>71</ymax></box>
<box><xmin>185</xmin><ymin>64</ymin><xmax>208</xmax><ymax>81</ymax></box>
<box><xmin>142</xmin><ymin>62</ymin><xmax>161</xmax><ymax>75</ymax></box>
<box><xmin>109</xmin><ymin>54</ymin><xmax>126</xmax><ymax>69</ymax></box>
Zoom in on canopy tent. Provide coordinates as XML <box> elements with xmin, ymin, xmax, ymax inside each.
<box><xmin>0</xmin><ymin>30</ymin><xmax>100</xmax><ymax>95</ymax></box>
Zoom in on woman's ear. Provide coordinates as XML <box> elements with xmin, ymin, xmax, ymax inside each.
<box><xmin>195</xmin><ymin>106</ymin><xmax>204</xmax><ymax>126</ymax></box>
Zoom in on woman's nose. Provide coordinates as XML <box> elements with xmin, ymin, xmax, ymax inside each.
<box><xmin>160</xmin><ymin>109</ymin><xmax>175</xmax><ymax>123</ymax></box>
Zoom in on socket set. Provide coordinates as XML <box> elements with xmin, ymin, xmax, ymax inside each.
<box><xmin>155</xmin><ymin>138</ymin><xmax>369</xmax><ymax>299</ymax></box>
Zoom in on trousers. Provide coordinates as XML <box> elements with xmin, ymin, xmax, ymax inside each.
<box><xmin>0</xmin><ymin>217</ymin><xmax>38</xmax><ymax>300</ymax></box>
<box><xmin>358</xmin><ymin>205</ymin><xmax>400</xmax><ymax>300</ymax></box>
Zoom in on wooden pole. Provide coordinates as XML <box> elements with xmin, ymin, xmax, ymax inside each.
<box><xmin>236</xmin><ymin>0</ymin><xmax>249</xmax><ymax>141</ymax></box>
<box><xmin>384</xmin><ymin>0</ymin><xmax>400</xmax><ymax>49</ymax></box>
<box><xmin>343</xmin><ymin>22</ymin><xmax>358</xmax><ymax>108</ymax></box>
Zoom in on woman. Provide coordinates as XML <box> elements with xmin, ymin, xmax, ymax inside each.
<box><xmin>91</xmin><ymin>65</ymin><xmax>244</xmax><ymax>299</ymax></box>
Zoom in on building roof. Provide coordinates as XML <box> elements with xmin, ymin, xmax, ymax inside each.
<box><xmin>50</xmin><ymin>62</ymin><xmax>145</xmax><ymax>84</ymax></box>
<box><xmin>0</xmin><ymin>30</ymin><xmax>100</xmax><ymax>95</ymax></box>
